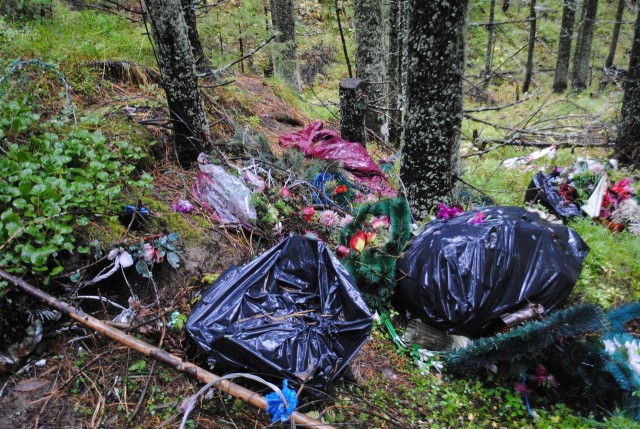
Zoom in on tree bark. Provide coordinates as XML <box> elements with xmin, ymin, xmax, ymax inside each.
<box><xmin>145</xmin><ymin>0</ymin><xmax>210</xmax><ymax>167</ymax></box>
<box><xmin>605</xmin><ymin>0</ymin><xmax>626</xmax><ymax>69</ymax></box>
<box><xmin>617</xmin><ymin>7</ymin><xmax>640</xmax><ymax>167</ymax></box>
<box><xmin>522</xmin><ymin>0</ymin><xmax>537</xmax><ymax>93</ymax></box>
<box><xmin>269</xmin><ymin>0</ymin><xmax>301</xmax><ymax>92</ymax></box>
<box><xmin>553</xmin><ymin>0</ymin><xmax>577</xmax><ymax>92</ymax></box>
<box><xmin>483</xmin><ymin>0</ymin><xmax>497</xmax><ymax>89</ymax></box>
<box><xmin>354</xmin><ymin>0</ymin><xmax>385</xmax><ymax>140</ymax></box>
<box><xmin>400</xmin><ymin>0</ymin><xmax>468</xmax><ymax>218</ymax></box>
<box><xmin>572</xmin><ymin>0</ymin><xmax>599</xmax><ymax>91</ymax></box>
<box><xmin>180</xmin><ymin>0</ymin><xmax>208</xmax><ymax>73</ymax></box>
<box><xmin>339</xmin><ymin>78</ymin><xmax>366</xmax><ymax>143</ymax></box>
<box><xmin>386</xmin><ymin>0</ymin><xmax>401</xmax><ymax>146</ymax></box>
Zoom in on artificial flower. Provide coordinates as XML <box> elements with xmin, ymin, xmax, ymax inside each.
<box><xmin>370</xmin><ymin>215</ymin><xmax>390</xmax><ymax>229</ymax></box>
<box><xmin>335</xmin><ymin>184</ymin><xmax>348</xmax><ymax>194</ymax></box>
<box><xmin>318</xmin><ymin>210</ymin><xmax>340</xmax><ymax>227</ymax></box>
<box><xmin>304</xmin><ymin>230</ymin><xmax>320</xmax><ymax>240</ymax></box>
<box><xmin>611</xmin><ymin>199</ymin><xmax>640</xmax><ymax>225</ymax></box>
<box><xmin>336</xmin><ymin>245</ymin><xmax>350</xmax><ymax>259</ymax></box>
<box><xmin>366</xmin><ymin>231</ymin><xmax>377</xmax><ymax>244</ymax></box>
<box><xmin>611</xmin><ymin>178</ymin><xmax>634</xmax><ymax>201</ymax></box>
<box><xmin>171</xmin><ymin>199</ymin><xmax>194</xmax><ymax>213</ymax></box>
<box><xmin>468</xmin><ymin>212</ymin><xmax>487</xmax><ymax>225</ymax></box>
<box><xmin>436</xmin><ymin>203</ymin><xmax>463</xmax><ymax>220</ymax></box>
<box><xmin>143</xmin><ymin>243</ymin><xmax>163</xmax><ymax>264</ymax></box>
<box><xmin>551</xmin><ymin>166</ymin><xmax>564</xmax><ymax>176</ymax></box>
<box><xmin>281</xmin><ymin>187</ymin><xmax>293</xmax><ymax>198</ymax></box>
<box><xmin>339</xmin><ymin>214</ymin><xmax>354</xmax><ymax>228</ymax></box>
<box><xmin>350</xmin><ymin>231</ymin><xmax>367</xmax><ymax>253</ymax></box>
<box><xmin>514</xmin><ymin>382</ymin><xmax>530</xmax><ymax>396</ymax></box>
<box><xmin>301</xmin><ymin>206</ymin><xmax>315</xmax><ymax>221</ymax></box>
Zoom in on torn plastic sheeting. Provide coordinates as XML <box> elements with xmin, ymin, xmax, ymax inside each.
<box><xmin>524</xmin><ymin>171</ymin><xmax>583</xmax><ymax>219</ymax></box>
<box><xmin>192</xmin><ymin>162</ymin><xmax>256</xmax><ymax>227</ymax></box>
<box><xmin>279</xmin><ymin>121</ymin><xmax>397</xmax><ymax>197</ymax></box>
<box><xmin>395</xmin><ymin>206</ymin><xmax>589</xmax><ymax>338</ymax></box>
<box><xmin>186</xmin><ymin>234</ymin><xmax>372</xmax><ymax>387</ymax></box>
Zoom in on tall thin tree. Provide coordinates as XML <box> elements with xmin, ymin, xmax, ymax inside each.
<box><xmin>400</xmin><ymin>0</ymin><xmax>469</xmax><ymax>218</ymax></box>
<box><xmin>269</xmin><ymin>0</ymin><xmax>301</xmax><ymax>92</ymax></box>
<box><xmin>522</xmin><ymin>0</ymin><xmax>537</xmax><ymax>93</ymax></box>
<box><xmin>617</xmin><ymin>5</ymin><xmax>640</xmax><ymax>166</ymax></box>
<box><xmin>605</xmin><ymin>0</ymin><xmax>626</xmax><ymax>69</ymax></box>
<box><xmin>484</xmin><ymin>0</ymin><xmax>497</xmax><ymax>89</ymax></box>
<box><xmin>145</xmin><ymin>0</ymin><xmax>210</xmax><ymax>167</ymax></box>
<box><xmin>354</xmin><ymin>0</ymin><xmax>385</xmax><ymax>141</ymax></box>
<box><xmin>553</xmin><ymin>0</ymin><xmax>577</xmax><ymax>92</ymax></box>
<box><xmin>572</xmin><ymin>0</ymin><xmax>599</xmax><ymax>90</ymax></box>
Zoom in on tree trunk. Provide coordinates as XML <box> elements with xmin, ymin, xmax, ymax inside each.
<box><xmin>572</xmin><ymin>0</ymin><xmax>598</xmax><ymax>91</ymax></box>
<box><xmin>400</xmin><ymin>0</ymin><xmax>468</xmax><ymax>218</ymax></box>
<box><xmin>605</xmin><ymin>0</ymin><xmax>626</xmax><ymax>69</ymax></box>
<box><xmin>354</xmin><ymin>0</ymin><xmax>385</xmax><ymax>140</ymax></box>
<box><xmin>145</xmin><ymin>0</ymin><xmax>210</xmax><ymax>167</ymax></box>
<box><xmin>339</xmin><ymin>78</ymin><xmax>366</xmax><ymax>144</ymax></box>
<box><xmin>335</xmin><ymin>0</ymin><xmax>352</xmax><ymax>78</ymax></box>
<box><xmin>483</xmin><ymin>0</ymin><xmax>497</xmax><ymax>89</ymax></box>
<box><xmin>553</xmin><ymin>0</ymin><xmax>577</xmax><ymax>92</ymax></box>
<box><xmin>386</xmin><ymin>0</ymin><xmax>401</xmax><ymax>146</ymax></box>
<box><xmin>180</xmin><ymin>0</ymin><xmax>208</xmax><ymax>73</ymax></box>
<box><xmin>617</xmin><ymin>7</ymin><xmax>640</xmax><ymax>167</ymax></box>
<box><xmin>269</xmin><ymin>0</ymin><xmax>301</xmax><ymax>92</ymax></box>
<box><xmin>522</xmin><ymin>0</ymin><xmax>537</xmax><ymax>93</ymax></box>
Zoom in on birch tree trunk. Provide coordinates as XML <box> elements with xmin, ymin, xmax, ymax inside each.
<box><xmin>400</xmin><ymin>0</ymin><xmax>468</xmax><ymax>218</ymax></box>
<box><xmin>145</xmin><ymin>0</ymin><xmax>210</xmax><ymax>167</ymax></box>
<box><xmin>553</xmin><ymin>0</ymin><xmax>577</xmax><ymax>92</ymax></box>
<box><xmin>617</xmin><ymin>7</ymin><xmax>640</xmax><ymax>167</ymax></box>
<box><xmin>269</xmin><ymin>0</ymin><xmax>301</xmax><ymax>92</ymax></box>
<box><xmin>354</xmin><ymin>0</ymin><xmax>385</xmax><ymax>141</ymax></box>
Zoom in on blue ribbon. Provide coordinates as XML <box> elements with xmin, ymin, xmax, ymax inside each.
<box><xmin>265</xmin><ymin>380</ymin><xmax>298</xmax><ymax>423</ymax></box>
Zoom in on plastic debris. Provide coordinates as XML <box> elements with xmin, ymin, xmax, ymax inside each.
<box><xmin>265</xmin><ymin>380</ymin><xmax>298</xmax><ymax>423</ymax></box>
<box><xmin>186</xmin><ymin>234</ymin><xmax>372</xmax><ymax>387</ymax></box>
<box><xmin>192</xmin><ymin>157</ymin><xmax>257</xmax><ymax>227</ymax></box>
<box><xmin>279</xmin><ymin>121</ymin><xmax>397</xmax><ymax>197</ymax></box>
<box><xmin>396</xmin><ymin>206</ymin><xmax>589</xmax><ymax>337</ymax></box>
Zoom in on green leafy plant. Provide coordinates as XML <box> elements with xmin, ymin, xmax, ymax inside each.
<box><xmin>0</xmin><ymin>99</ymin><xmax>152</xmax><ymax>281</ymax></box>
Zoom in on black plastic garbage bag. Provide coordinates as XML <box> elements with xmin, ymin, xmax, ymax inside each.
<box><xmin>524</xmin><ymin>171</ymin><xmax>583</xmax><ymax>219</ymax></box>
<box><xmin>395</xmin><ymin>206</ymin><xmax>589</xmax><ymax>338</ymax></box>
<box><xmin>186</xmin><ymin>235</ymin><xmax>372</xmax><ymax>387</ymax></box>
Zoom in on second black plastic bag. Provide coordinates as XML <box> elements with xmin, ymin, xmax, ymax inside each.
<box><xmin>186</xmin><ymin>235</ymin><xmax>372</xmax><ymax>387</ymax></box>
<box><xmin>395</xmin><ymin>207</ymin><xmax>589</xmax><ymax>337</ymax></box>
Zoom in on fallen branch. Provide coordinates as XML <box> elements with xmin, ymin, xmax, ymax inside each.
<box><xmin>0</xmin><ymin>269</ymin><xmax>335</xmax><ymax>429</ymax></box>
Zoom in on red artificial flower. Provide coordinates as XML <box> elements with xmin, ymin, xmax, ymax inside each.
<box><xmin>350</xmin><ymin>231</ymin><xmax>367</xmax><ymax>253</ymax></box>
<box><xmin>301</xmin><ymin>207</ymin><xmax>315</xmax><ymax>221</ymax></box>
<box><xmin>611</xmin><ymin>178</ymin><xmax>634</xmax><ymax>201</ymax></box>
<box><xmin>558</xmin><ymin>183</ymin><xmax>576</xmax><ymax>204</ymax></box>
<box><xmin>365</xmin><ymin>231</ymin><xmax>377</xmax><ymax>244</ymax></box>
<box><xmin>468</xmin><ymin>212</ymin><xmax>487</xmax><ymax>225</ymax></box>
<box><xmin>335</xmin><ymin>184</ymin><xmax>348</xmax><ymax>194</ymax></box>
<box><xmin>336</xmin><ymin>245</ymin><xmax>350</xmax><ymax>259</ymax></box>
<box><xmin>281</xmin><ymin>187</ymin><xmax>293</xmax><ymax>198</ymax></box>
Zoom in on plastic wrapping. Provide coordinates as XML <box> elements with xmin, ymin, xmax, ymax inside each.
<box><xmin>186</xmin><ymin>235</ymin><xmax>372</xmax><ymax>387</ymax></box>
<box><xmin>395</xmin><ymin>206</ymin><xmax>589</xmax><ymax>337</ymax></box>
<box><xmin>192</xmin><ymin>163</ymin><xmax>256</xmax><ymax>227</ymax></box>
<box><xmin>279</xmin><ymin>121</ymin><xmax>397</xmax><ymax>197</ymax></box>
<box><xmin>524</xmin><ymin>171</ymin><xmax>582</xmax><ymax>219</ymax></box>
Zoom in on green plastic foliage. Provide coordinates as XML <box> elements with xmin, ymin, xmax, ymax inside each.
<box><xmin>339</xmin><ymin>198</ymin><xmax>411</xmax><ymax>308</ymax></box>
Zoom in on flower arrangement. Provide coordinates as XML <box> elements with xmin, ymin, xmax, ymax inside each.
<box><xmin>338</xmin><ymin>198</ymin><xmax>412</xmax><ymax>308</ymax></box>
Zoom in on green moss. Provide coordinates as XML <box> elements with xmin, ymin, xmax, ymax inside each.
<box><xmin>141</xmin><ymin>197</ymin><xmax>202</xmax><ymax>243</ymax></box>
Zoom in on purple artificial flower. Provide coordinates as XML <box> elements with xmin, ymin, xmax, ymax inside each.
<box><xmin>468</xmin><ymin>212</ymin><xmax>487</xmax><ymax>225</ymax></box>
<box><xmin>172</xmin><ymin>199</ymin><xmax>194</xmax><ymax>213</ymax></box>
<box><xmin>436</xmin><ymin>203</ymin><xmax>463</xmax><ymax>220</ymax></box>
<box><xmin>551</xmin><ymin>166</ymin><xmax>564</xmax><ymax>176</ymax></box>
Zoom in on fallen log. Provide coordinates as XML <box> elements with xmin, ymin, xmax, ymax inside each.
<box><xmin>0</xmin><ymin>269</ymin><xmax>334</xmax><ymax>429</ymax></box>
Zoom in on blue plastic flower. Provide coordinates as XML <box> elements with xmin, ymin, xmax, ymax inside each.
<box><xmin>265</xmin><ymin>380</ymin><xmax>298</xmax><ymax>423</ymax></box>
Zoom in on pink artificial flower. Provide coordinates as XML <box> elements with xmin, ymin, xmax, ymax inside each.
<box><xmin>611</xmin><ymin>178</ymin><xmax>634</xmax><ymax>201</ymax></box>
<box><xmin>281</xmin><ymin>187</ymin><xmax>293</xmax><ymax>198</ymax></box>
<box><xmin>143</xmin><ymin>243</ymin><xmax>163</xmax><ymax>264</ymax></box>
<box><xmin>339</xmin><ymin>214</ymin><xmax>354</xmax><ymax>228</ymax></box>
<box><xmin>171</xmin><ymin>199</ymin><xmax>194</xmax><ymax>213</ymax></box>
<box><xmin>468</xmin><ymin>212</ymin><xmax>487</xmax><ymax>225</ymax></box>
<box><xmin>370</xmin><ymin>215</ymin><xmax>390</xmax><ymax>229</ymax></box>
<box><xmin>336</xmin><ymin>245</ymin><xmax>350</xmax><ymax>259</ymax></box>
<box><xmin>514</xmin><ymin>382</ymin><xmax>530</xmax><ymax>397</ymax></box>
<box><xmin>301</xmin><ymin>207</ymin><xmax>315</xmax><ymax>221</ymax></box>
<box><xmin>436</xmin><ymin>203</ymin><xmax>463</xmax><ymax>220</ymax></box>
<box><xmin>350</xmin><ymin>231</ymin><xmax>367</xmax><ymax>253</ymax></box>
<box><xmin>318</xmin><ymin>210</ymin><xmax>339</xmax><ymax>227</ymax></box>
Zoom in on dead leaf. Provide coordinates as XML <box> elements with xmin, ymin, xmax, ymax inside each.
<box><xmin>14</xmin><ymin>378</ymin><xmax>49</xmax><ymax>392</ymax></box>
